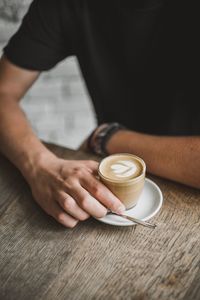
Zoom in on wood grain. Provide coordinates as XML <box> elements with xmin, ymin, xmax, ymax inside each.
<box><xmin>0</xmin><ymin>142</ymin><xmax>200</xmax><ymax>300</ymax></box>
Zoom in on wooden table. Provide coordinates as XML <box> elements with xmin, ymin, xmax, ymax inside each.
<box><xmin>0</xmin><ymin>143</ymin><xmax>200</xmax><ymax>300</ymax></box>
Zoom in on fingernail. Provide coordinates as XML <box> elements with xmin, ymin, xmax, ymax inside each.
<box><xmin>116</xmin><ymin>205</ymin><xmax>125</xmax><ymax>214</ymax></box>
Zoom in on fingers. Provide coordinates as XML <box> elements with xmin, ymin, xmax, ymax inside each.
<box><xmin>48</xmin><ymin>200</ymin><xmax>79</xmax><ymax>228</ymax></box>
<box><xmin>69</xmin><ymin>183</ymin><xmax>108</xmax><ymax>218</ymax></box>
<box><xmin>60</xmin><ymin>163</ymin><xmax>125</xmax><ymax>218</ymax></box>
<box><xmin>81</xmin><ymin>175</ymin><xmax>125</xmax><ymax>214</ymax></box>
<box><xmin>83</xmin><ymin>160</ymin><xmax>99</xmax><ymax>175</ymax></box>
<box><xmin>56</xmin><ymin>191</ymin><xmax>90</xmax><ymax>221</ymax></box>
<box><xmin>31</xmin><ymin>159</ymin><xmax>109</xmax><ymax>229</ymax></box>
<box><xmin>34</xmin><ymin>159</ymin><xmax>125</xmax><ymax>228</ymax></box>
<box><xmin>61</xmin><ymin>160</ymin><xmax>99</xmax><ymax>178</ymax></box>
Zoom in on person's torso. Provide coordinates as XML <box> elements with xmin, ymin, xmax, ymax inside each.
<box><xmin>70</xmin><ymin>0</ymin><xmax>200</xmax><ymax>135</ymax></box>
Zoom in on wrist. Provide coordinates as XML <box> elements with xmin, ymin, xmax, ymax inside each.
<box><xmin>106</xmin><ymin>130</ymin><xmax>135</xmax><ymax>154</ymax></box>
<box><xmin>17</xmin><ymin>149</ymin><xmax>58</xmax><ymax>182</ymax></box>
<box><xmin>88</xmin><ymin>122</ymin><xmax>126</xmax><ymax>156</ymax></box>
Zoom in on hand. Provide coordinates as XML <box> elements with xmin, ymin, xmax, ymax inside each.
<box><xmin>26</xmin><ymin>154</ymin><xmax>125</xmax><ymax>228</ymax></box>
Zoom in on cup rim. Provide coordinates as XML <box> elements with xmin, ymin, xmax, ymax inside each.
<box><xmin>98</xmin><ymin>153</ymin><xmax>146</xmax><ymax>184</ymax></box>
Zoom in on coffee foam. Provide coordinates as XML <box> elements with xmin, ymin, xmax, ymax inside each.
<box><xmin>99</xmin><ymin>154</ymin><xmax>143</xmax><ymax>181</ymax></box>
<box><xmin>110</xmin><ymin>160</ymin><xmax>138</xmax><ymax>178</ymax></box>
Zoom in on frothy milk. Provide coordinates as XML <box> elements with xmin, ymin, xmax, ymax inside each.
<box><xmin>99</xmin><ymin>154</ymin><xmax>143</xmax><ymax>181</ymax></box>
<box><xmin>111</xmin><ymin>160</ymin><xmax>139</xmax><ymax>178</ymax></box>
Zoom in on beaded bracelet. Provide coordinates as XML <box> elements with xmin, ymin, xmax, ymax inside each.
<box><xmin>88</xmin><ymin>122</ymin><xmax>126</xmax><ymax>156</ymax></box>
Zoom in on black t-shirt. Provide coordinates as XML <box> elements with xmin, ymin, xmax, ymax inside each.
<box><xmin>4</xmin><ymin>0</ymin><xmax>200</xmax><ymax>135</ymax></box>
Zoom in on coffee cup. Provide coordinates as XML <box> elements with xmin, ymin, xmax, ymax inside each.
<box><xmin>98</xmin><ymin>153</ymin><xmax>146</xmax><ymax>209</ymax></box>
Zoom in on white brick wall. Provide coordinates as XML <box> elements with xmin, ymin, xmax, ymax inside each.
<box><xmin>0</xmin><ymin>1</ymin><xmax>96</xmax><ymax>149</ymax></box>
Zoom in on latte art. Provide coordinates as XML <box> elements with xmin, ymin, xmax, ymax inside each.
<box><xmin>99</xmin><ymin>154</ymin><xmax>144</xmax><ymax>181</ymax></box>
<box><xmin>110</xmin><ymin>160</ymin><xmax>138</xmax><ymax>178</ymax></box>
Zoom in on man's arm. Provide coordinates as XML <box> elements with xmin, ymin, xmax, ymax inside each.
<box><xmin>0</xmin><ymin>55</ymin><xmax>52</xmax><ymax>171</ymax></box>
<box><xmin>0</xmin><ymin>56</ymin><xmax>125</xmax><ymax>227</ymax></box>
<box><xmin>106</xmin><ymin>130</ymin><xmax>200</xmax><ymax>189</ymax></box>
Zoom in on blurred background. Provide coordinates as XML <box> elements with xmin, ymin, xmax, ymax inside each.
<box><xmin>0</xmin><ymin>0</ymin><xmax>96</xmax><ymax>149</ymax></box>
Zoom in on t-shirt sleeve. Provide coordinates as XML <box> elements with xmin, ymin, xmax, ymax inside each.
<box><xmin>3</xmin><ymin>0</ymin><xmax>75</xmax><ymax>71</ymax></box>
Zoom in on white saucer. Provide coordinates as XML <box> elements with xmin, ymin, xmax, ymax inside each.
<box><xmin>95</xmin><ymin>178</ymin><xmax>163</xmax><ymax>226</ymax></box>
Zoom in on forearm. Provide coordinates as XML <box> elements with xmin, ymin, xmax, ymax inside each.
<box><xmin>106</xmin><ymin>130</ymin><xmax>200</xmax><ymax>188</ymax></box>
<box><xmin>0</xmin><ymin>96</ymin><xmax>56</xmax><ymax>179</ymax></box>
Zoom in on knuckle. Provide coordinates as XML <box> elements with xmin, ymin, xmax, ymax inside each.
<box><xmin>79</xmin><ymin>213</ymin><xmax>90</xmax><ymax>221</ymax></box>
<box><xmin>73</xmin><ymin>168</ymin><xmax>84</xmax><ymax>178</ymax></box>
<box><xmin>95</xmin><ymin>208</ymin><xmax>107</xmax><ymax>218</ymax></box>
<box><xmin>62</xmin><ymin>196</ymin><xmax>73</xmax><ymax>211</ymax></box>
<box><xmin>88</xmin><ymin>160</ymin><xmax>98</xmax><ymax>166</ymax></box>
<box><xmin>112</xmin><ymin>203</ymin><xmax>122</xmax><ymax>211</ymax></box>
<box><xmin>62</xmin><ymin>180</ymin><xmax>78</xmax><ymax>193</ymax></box>
<box><xmin>107</xmin><ymin>200</ymin><xmax>118</xmax><ymax>211</ymax></box>
<box><xmin>56</xmin><ymin>212</ymin><xmax>79</xmax><ymax>228</ymax></box>
<box><xmin>92</xmin><ymin>185</ymin><xmax>102</xmax><ymax>198</ymax></box>
<box><xmin>62</xmin><ymin>181</ymin><xmax>74</xmax><ymax>191</ymax></box>
<box><xmin>67</xmin><ymin>219</ymin><xmax>79</xmax><ymax>229</ymax></box>
<box><xmin>57</xmin><ymin>212</ymin><xmax>67</xmax><ymax>224</ymax></box>
<box><xmin>81</xmin><ymin>196</ymin><xmax>90</xmax><ymax>210</ymax></box>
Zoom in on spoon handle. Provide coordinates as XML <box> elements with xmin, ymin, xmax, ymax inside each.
<box><xmin>112</xmin><ymin>212</ymin><xmax>157</xmax><ymax>229</ymax></box>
